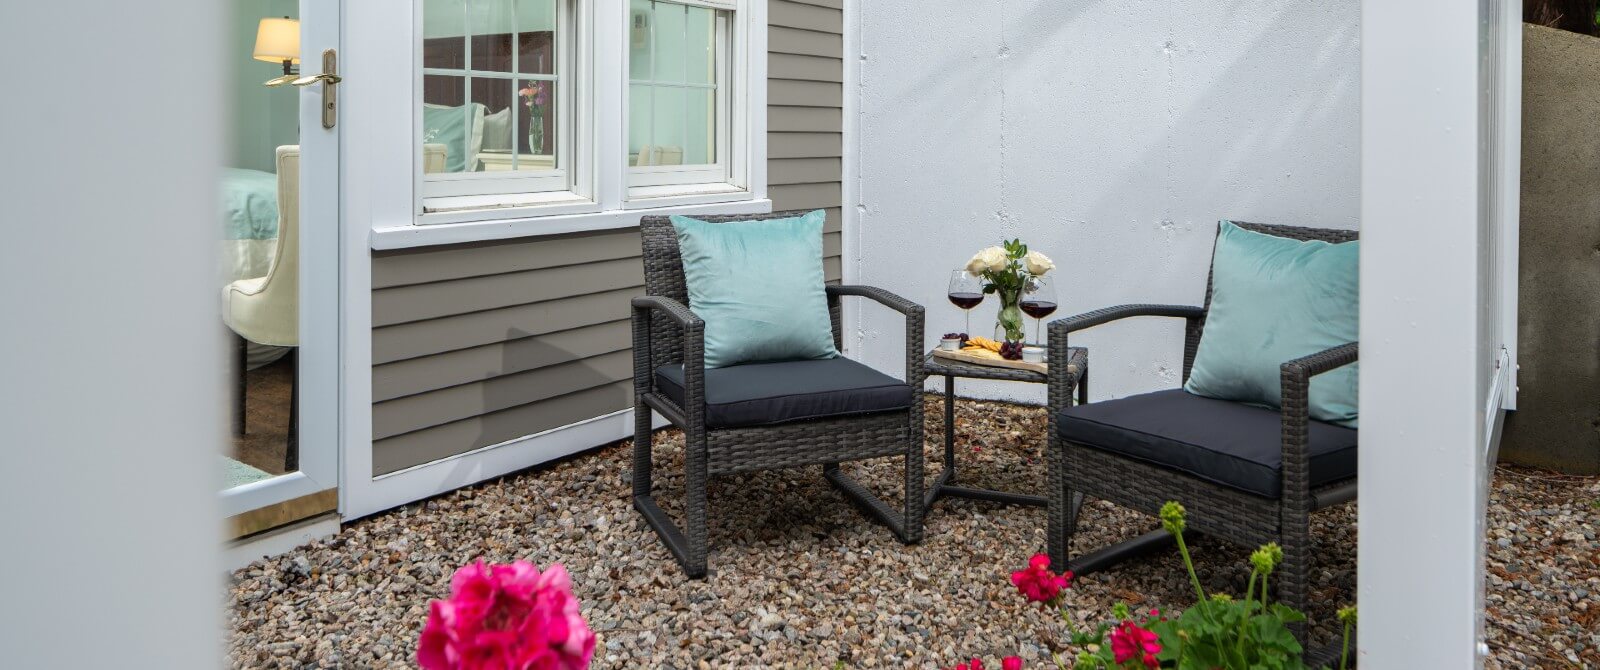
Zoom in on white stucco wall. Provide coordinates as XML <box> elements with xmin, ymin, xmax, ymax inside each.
<box><xmin>849</xmin><ymin>1</ymin><xmax>1361</xmax><ymax>403</ymax></box>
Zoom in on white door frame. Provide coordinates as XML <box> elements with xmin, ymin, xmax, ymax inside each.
<box><xmin>219</xmin><ymin>0</ymin><xmax>342</xmax><ymax>517</ymax></box>
<box><xmin>1358</xmin><ymin>0</ymin><xmax>1519</xmax><ymax>666</ymax></box>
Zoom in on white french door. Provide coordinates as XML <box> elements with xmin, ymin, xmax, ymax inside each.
<box><xmin>219</xmin><ymin>0</ymin><xmax>342</xmax><ymax>521</ymax></box>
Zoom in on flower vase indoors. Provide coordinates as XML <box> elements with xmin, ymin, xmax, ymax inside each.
<box><xmin>520</xmin><ymin>81</ymin><xmax>548</xmax><ymax>155</ymax></box>
<box><xmin>966</xmin><ymin>239</ymin><xmax>1054</xmax><ymax>357</ymax></box>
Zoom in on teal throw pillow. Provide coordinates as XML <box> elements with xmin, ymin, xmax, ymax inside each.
<box><xmin>1183</xmin><ymin>221</ymin><xmax>1360</xmax><ymax>427</ymax></box>
<box><xmin>669</xmin><ymin>211</ymin><xmax>838</xmax><ymax>369</ymax></box>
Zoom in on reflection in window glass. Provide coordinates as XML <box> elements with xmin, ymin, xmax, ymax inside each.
<box><xmin>628</xmin><ymin>0</ymin><xmax>720</xmax><ymax>168</ymax></box>
<box><xmin>423</xmin><ymin>0</ymin><xmax>559</xmax><ymax>174</ymax></box>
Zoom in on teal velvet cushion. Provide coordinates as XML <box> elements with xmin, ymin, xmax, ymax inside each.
<box><xmin>219</xmin><ymin>168</ymin><xmax>279</xmax><ymax>241</ymax></box>
<box><xmin>669</xmin><ymin>211</ymin><xmax>839</xmax><ymax>369</ymax></box>
<box><xmin>422</xmin><ymin>103</ymin><xmax>482</xmax><ymax>173</ymax></box>
<box><xmin>1183</xmin><ymin>221</ymin><xmax>1360</xmax><ymax>427</ymax></box>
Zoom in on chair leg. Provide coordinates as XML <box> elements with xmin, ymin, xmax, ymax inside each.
<box><xmin>633</xmin><ymin>419</ymin><xmax>709</xmax><ymax>578</ymax></box>
<box><xmin>284</xmin><ymin>349</ymin><xmax>298</xmax><ymax>472</ymax></box>
<box><xmin>901</xmin><ymin>436</ymin><xmax>925</xmax><ymax>545</ymax></box>
<box><xmin>683</xmin><ymin>432</ymin><xmax>709</xmax><ymax>577</ymax></box>
<box><xmin>631</xmin><ymin>403</ymin><xmax>653</xmax><ymax>499</ymax></box>
<box><xmin>1049</xmin><ymin>483</ymin><xmax>1083</xmax><ymax>570</ymax></box>
<box><xmin>1280</xmin><ymin>519</ymin><xmax>1311</xmax><ymax>648</ymax></box>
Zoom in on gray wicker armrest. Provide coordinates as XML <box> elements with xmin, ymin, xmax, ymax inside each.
<box><xmin>824</xmin><ymin>284</ymin><xmax>926</xmax><ymax>386</ymax></box>
<box><xmin>1046</xmin><ymin>304</ymin><xmax>1204</xmax><ymax>412</ymax></box>
<box><xmin>631</xmin><ymin>296</ymin><xmax>706</xmax><ymax>417</ymax></box>
<box><xmin>1049</xmin><ymin>304</ymin><xmax>1206</xmax><ymax>338</ymax></box>
<box><xmin>1278</xmin><ymin>341</ymin><xmax>1359</xmax><ymax>500</ymax></box>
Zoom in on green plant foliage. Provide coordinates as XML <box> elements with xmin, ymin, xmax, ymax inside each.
<box><xmin>1026</xmin><ymin>501</ymin><xmax>1353</xmax><ymax>670</ymax></box>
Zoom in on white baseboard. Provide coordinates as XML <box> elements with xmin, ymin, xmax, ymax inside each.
<box><xmin>222</xmin><ymin>513</ymin><xmax>341</xmax><ymax>572</ymax></box>
<box><xmin>342</xmin><ymin>408</ymin><xmax>668</xmax><ymax>521</ymax></box>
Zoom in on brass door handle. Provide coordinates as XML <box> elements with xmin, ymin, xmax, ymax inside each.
<box><xmin>294</xmin><ymin>49</ymin><xmax>339</xmax><ymax>129</ymax></box>
<box><xmin>291</xmin><ymin>73</ymin><xmax>342</xmax><ymax>86</ymax></box>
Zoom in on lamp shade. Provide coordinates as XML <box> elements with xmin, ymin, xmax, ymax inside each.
<box><xmin>252</xmin><ymin>17</ymin><xmax>300</xmax><ymax>64</ymax></box>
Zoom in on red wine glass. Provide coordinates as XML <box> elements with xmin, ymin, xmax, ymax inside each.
<box><xmin>948</xmin><ymin>270</ymin><xmax>984</xmax><ymax>338</ymax></box>
<box><xmin>1021</xmin><ymin>275</ymin><xmax>1058</xmax><ymax>345</ymax></box>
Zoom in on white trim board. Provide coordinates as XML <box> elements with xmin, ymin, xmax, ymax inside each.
<box><xmin>839</xmin><ymin>0</ymin><xmax>861</xmax><ymax>355</ymax></box>
<box><xmin>373</xmin><ymin>196</ymin><xmax>771</xmax><ymax>249</ymax></box>
<box><xmin>344</xmin><ymin>408</ymin><xmax>667</xmax><ymax>521</ymax></box>
<box><xmin>222</xmin><ymin>514</ymin><xmax>341</xmax><ymax>572</ymax></box>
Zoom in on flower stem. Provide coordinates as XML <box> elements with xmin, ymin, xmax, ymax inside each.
<box><xmin>1339</xmin><ymin>618</ymin><xmax>1352</xmax><ymax>670</ymax></box>
<box><xmin>1173</xmin><ymin>531</ymin><xmax>1206</xmax><ymax>602</ymax></box>
<box><xmin>1236</xmin><ymin>570</ymin><xmax>1259</xmax><ymax>654</ymax></box>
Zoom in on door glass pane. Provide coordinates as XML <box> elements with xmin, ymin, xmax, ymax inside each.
<box><xmin>223</xmin><ymin>0</ymin><xmax>304</xmax><ymax>491</ymax></box>
<box><xmin>424</xmin><ymin>0</ymin><xmax>560</xmax><ymax>177</ymax></box>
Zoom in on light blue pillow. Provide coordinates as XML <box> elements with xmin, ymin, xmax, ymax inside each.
<box><xmin>1184</xmin><ymin>221</ymin><xmax>1359</xmax><ymax>427</ymax></box>
<box><xmin>670</xmin><ymin>211</ymin><xmax>838</xmax><ymax>369</ymax></box>
<box><xmin>422</xmin><ymin>104</ymin><xmax>479</xmax><ymax>173</ymax></box>
<box><xmin>219</xmin><ymin>168</ymin><xmax>279</xmax><ymax>241</ymax></box>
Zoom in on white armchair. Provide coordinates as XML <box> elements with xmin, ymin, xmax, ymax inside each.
<box><xmin>225</xmin><ymin>146</ymin><xmax>300</xmax><ymax>470</ymax></box>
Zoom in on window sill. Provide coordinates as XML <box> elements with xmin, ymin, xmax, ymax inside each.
<box><xmin>371</xmin><ymin>195</ymin><xmax>772</xmax><ymax>250</ymax></box>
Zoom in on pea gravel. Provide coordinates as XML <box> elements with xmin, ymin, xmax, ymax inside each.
<box><xmin>226</xmin><ymin>396</ymin><xmax>1600</xmax><ymax>668</ymax></box>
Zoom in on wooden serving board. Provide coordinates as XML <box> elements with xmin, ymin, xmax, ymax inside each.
<box><xmin>932</xmin><ymin>348</ymin><xmax>1048</xmax><ymax>374</ymax></box>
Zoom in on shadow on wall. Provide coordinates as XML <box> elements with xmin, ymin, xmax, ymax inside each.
<box><xmin>855</xmin><ymin>0</ymin><xmax>1360</xmax><ymax>403</ymax></box>
<box><xmin>1499</xmin><ymin>23</ymin><xmax>1600</xmax><ymax>475</ymax></box>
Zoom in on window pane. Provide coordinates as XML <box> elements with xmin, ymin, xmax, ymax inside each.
<box><xmin>422</xmin><ymin>75</ymin><xmax>477</xmax><ymax>174</ymax></box>
<box><xmin>516</xmin><ymin>0</ymin><xmax>556</xmax><ymax>75</ymax></box>
<box><xmin>423</xmin><ymin>0</ymin><xmax>563</xmax><ymax>185</ymax></box>
<box><xmin>684</xmin><ymin>5</ymin><xmax>714</xmax><ymax>86</ymax></box>
<box><xmin>472</xmin><ymin>77</ymin><xmax>515</xmax><ymax>170</ymax></box>
<box><xmin>628</xmin><ymin>83</ymin><xmax>652</xmax><ymax>166</ymax></box>
<box><xmin>628</xmin><ymin>1</ymin><xmax>724</xmax><ymax>173</ymax></box>
<box><xmin>651</xmin><ymin>86</ymin><xmax>687</xmax><ymax>165</ymax></box>
<box><xmin>652</xmin><ymin>2</ymin><xmax>686</xmax><ymax>84</ymax></box>
<box><xmin>628</xmin><ymin>0</ymin><xmax>653</xmax><ymax>81</ymax></box>
<box><xmin>518</xmin><ymin>80</ymin><xmax>556</xmax><ymax>169</ymax></box>
<box><xmin>683</xmin><ymin>88</ymin><xmax>713</xmax><ymax>165</ymax></box>
<box><xmin>423</xmin><ymin>0</ymin><xmax>467</xmax><ymax>69</ymax></box>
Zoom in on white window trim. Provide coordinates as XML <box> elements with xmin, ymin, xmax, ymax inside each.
<box><xmin>624</xmin><ymin>3</ymin><xmax>735</xmax><ymax>192</ymax></box>
<box><xmin>374</xmin><ymin>196</ymin><xmax>771</xmax><ymax>249</ymax></box>
<box><xmin>416</xmin><ymin>0</ymin><xmax>586</xmax><ymax>206</ymax></box>
<box><xmin>390</xmin><ymin>0</ymin><xmax>765</xmax><ymax>237</ymax></box>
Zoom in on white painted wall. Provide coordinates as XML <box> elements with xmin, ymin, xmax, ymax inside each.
<box><xmin>849</xmin><ymin>1</ymin><xmax>1361</xmax><ymax>402</ymax></box>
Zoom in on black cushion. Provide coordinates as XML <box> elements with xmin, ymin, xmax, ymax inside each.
<box><xmin>655</xmin><ymin>357</ymin><xmax>913</xmax><ymax>428</ymax></box>
<box><xmin>1057</xmin><ymin>389</ymin><xmax>1357</xmax><ymax>498</ymax></box>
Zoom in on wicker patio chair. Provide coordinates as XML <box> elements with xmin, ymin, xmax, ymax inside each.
<box><xmin>1046</xmin><ymin>221</ymin><xmax>1359</xmax><ymax>649</ymax></box>
<box><xmin>631</xmin><ymin>210</ymin><xmax>926</xmax><ymax>578</ymax></box>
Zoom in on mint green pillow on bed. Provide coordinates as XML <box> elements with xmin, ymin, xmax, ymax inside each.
<box><xmin>1183</xmin><ymin>221</ymin><xmax>1360</xmax><ymax>427</ymax></box>
<box><xmin>670</xmin><ymin>210</ymin><xmax>838</xmax><ymax>369</ymax></box>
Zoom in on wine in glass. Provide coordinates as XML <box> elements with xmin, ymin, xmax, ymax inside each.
<box><xmin>1020</xmin><ymin>275</ymin><xmax>1059</xmax><ymax>345</ymax></box>
<box><xmin>947</xmin><ymin>270</ymin><xmax>984</xmax><ymax>339</ymax></box>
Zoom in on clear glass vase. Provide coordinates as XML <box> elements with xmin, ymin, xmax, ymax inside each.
<box><xmin>993</xmin><ymin>287</ymin><xmax>1026</xmax><ymax>344</ymax></box>
<box><xmin>528</xmin><ymin>113</ymin><xmax>545</xmax><ymax>155</ymax></box>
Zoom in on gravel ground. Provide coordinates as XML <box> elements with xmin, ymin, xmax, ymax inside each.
<box><xmin>227</xmin><ymin>397</ymin><xmax>1600</xmax><ymax>668</ymax></box>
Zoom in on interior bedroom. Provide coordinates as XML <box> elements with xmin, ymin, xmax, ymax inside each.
<box><xmin>220</xmin><ymin>0</ymin><xmax>302</xmax><ymax>492</ymax></box>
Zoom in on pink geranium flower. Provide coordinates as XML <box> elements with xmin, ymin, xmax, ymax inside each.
<box><xmin>1109</xmin><ymin>620</ymin><xmax>1162</xmax><ymax>668</ymax></box>
<box><xmin>1010</xmin><ymin>553</ymin><xmax>1072</xmax><ymax>604</ymax></box>
<box><xmin>1001</xmin><ymin>656</ymin><xmax>1023</xmax><ymax>670</ymax></box>
<box><xmin>418</xmin><ymin>560</ymin><xmax>596</xmax><ymax>670</ymax></box>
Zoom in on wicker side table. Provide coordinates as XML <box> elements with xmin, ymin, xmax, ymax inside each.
<box><xmin>922</xmin><ymin>347</ymin><xmax>1087</xmax><ymax>511</ymax></box>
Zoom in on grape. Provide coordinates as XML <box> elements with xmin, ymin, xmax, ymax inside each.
<box><xmin>999</xmin><ymin>341</ymin><xmax>1024</xmax><ymax>360</ymax></box>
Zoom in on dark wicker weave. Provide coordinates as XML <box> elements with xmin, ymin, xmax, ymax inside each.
<box><xmin>631</xmin><ymin>211</ymin><xmax>926</xmax><ymax>577</ymax></box>
<box><xmin>922</xmin><ymin>349</ymin><xmax>1086</xmax><ymax>510</ymax></box>
<box><xmin>1047</xmin><ymin>221</ymin><xmax>1359</xmax><ymax>648</ymax></box>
